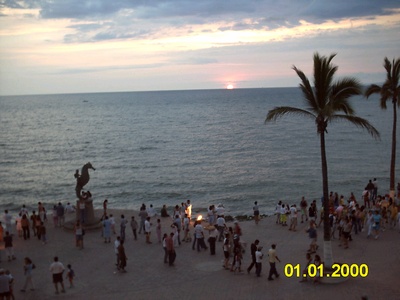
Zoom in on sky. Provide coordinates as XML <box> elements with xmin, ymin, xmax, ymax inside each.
<box><xmin>0</xmin><ymin>0</ymin><xmax>399</xmax><ymax>96</ymax></box>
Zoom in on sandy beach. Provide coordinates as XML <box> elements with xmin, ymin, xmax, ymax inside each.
<box><xmin>1</xmin><ymin>207</ymin><xmax>399</xmax><ymax>300</ymax></box>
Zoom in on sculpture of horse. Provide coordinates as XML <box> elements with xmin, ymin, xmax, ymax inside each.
<box><xmin>75</xmin><ymin>162</ymin><xmax>96</xmax><ymax>200</ymax></box>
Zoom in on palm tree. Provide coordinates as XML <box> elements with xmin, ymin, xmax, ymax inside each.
<box><xmin>365</xmin><ymin>58</ymin><xmax>400</xmax><ymax>197</ymax></box>
<box><xmin>265</xmin><ymin>53</ymin><xmax>380</xmax><ymax>268</ymax></box>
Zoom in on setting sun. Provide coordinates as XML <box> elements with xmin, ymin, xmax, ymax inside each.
<box><xmin>226</xmin><ymin>84</ymin><xmax>234</xmax><ymax>89</ymax></box>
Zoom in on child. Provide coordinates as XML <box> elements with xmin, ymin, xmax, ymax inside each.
<box><xmin>66</xmin><ymin>264</ymin><xmax>75</xmax><ymax>288</ymax></box>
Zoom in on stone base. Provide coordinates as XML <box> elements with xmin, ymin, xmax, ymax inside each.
<box><xmin>63</xmin><ymin>199</ymin><xmax>103</xmax><ymax>231</ymax></box>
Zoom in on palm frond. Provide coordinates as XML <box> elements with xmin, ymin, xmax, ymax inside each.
<box><xmin>330</xmin><ymin>115</ymin><xmax>380</xmax><ymax>140</ymax></box>
<box><xmin>364</xmin><ymin>84</ymin><xmax>382</xmax><ymax>98</ymax></box>
<box><xmin>329</xmin><ymin>78</ymin><xmax>362</xmax><ymax>115</ymax></box>
<box><xmin>292</xmin><ymin>66</ymin><xmax>318</xmax><ymax>111</ymax></box>
<box><xmin>265</xmin><ymin>107</ymin><xmax>315</xmax><ymax>123</ymax></box>
<box><xmin>314</xmin><ymin>53</ymin><xmax>338</xmax><ymax>110</ymax></box>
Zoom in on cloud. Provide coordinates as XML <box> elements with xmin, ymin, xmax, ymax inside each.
<box><xmin>3</xmin><ymin>0</ymin><xmax>399</xmax><ymax>22</ymax></box>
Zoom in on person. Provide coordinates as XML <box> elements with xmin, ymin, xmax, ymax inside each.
<box><xmin>160</xmin><ymin>205</ymin><xmax>169</xmax><ymax>218</ymax></box>
<box><xmin>275</xmin><ymin>201</ymin><xmax>282</xmax><ymax>224</ymax></box>
<box><xmin>118</xmin><ymin>240</ymin><xmax>127</xmax><ymax>272</ymax></box>
<box><xmin>49</xmin><ymin>256</ymin><xmax>66</xmax><ymax>294</ymax></box>
<box><xmin>65</xmin><ymin>202</ymin><xmax>75</xmax><ymax>214</ymax></box>
<box><xmin>74</xmin><ymin>221</ymin><xmax>84</xmax><ymax>249</ymax></box>
<box><xmin>19</xmin><ymin>205</ymin><xmax>29</xmax><ymax>217</ymax></box>
<box><xmin>130</xmin><ymin>216</ymin><xmax>138</xmax><ymax>240</ymax></box>
<box><xmin>216</xmin><ymin>215</ymin><xmax>226</xmax><ymax>242</ymax></box>
<box><xmin>340</xmin><ymin>216</ymin><xmax>351</xmax><ymax>249</ymax></box>
<box><xmin>194</xmin><ymin>221</ymin><xmax>207</xmax><ymax>252</ymax></box>
<box><xmin>306</xmin><ymin>220</ymin><xmax>318</xmax><ymax>253</ymax></box>
<box><xmin>253</xmin><ymin>201</ymin><xmax>260</xmax><ymax>225</ymax></box>
<box><xmin>267</xmin><ymin>244</ymin><xmax>281</xmax><ymax>281</ymax></box>
<box><xmin>372</xmin><ymin>210</ymin><xmax>382</xmax><ymax>239</ymax></box>
<box><xmin>308</xmin><ymin>203</ymin><xmax>316</xmax><ymax>222</ymax></box>
<box><xmin>38</xmin><ymin>202</ymin><xmax>46</xmax><ymax>222</ymax></box>
<box><xmin>365</xmin><ymin>210</ymin><xmax>374</xmax><ymax>238</ymax></box>
<box><xmin>280</xmin><ymin>204</ymin><xmax>288</xmax><ymax>226</ymax></box>
<box><xmin>102</xmin><ymin>199</ymin><xmax>108</xmax><ymax>220</ymax></box>
<box><xmin>66</xmin><ymin>264</ymin><xmax>75</xmax><ymax>288</ymax></box>
<box><xmin>3</xmin><ymin>210</ymin><xmax>12</xmax><ymax>235</ymax></box>
<box><xmin>363</xmin><ymin>189</ymin><xmax>370</xmax><ymax>209</ymax></box>
<box><xmin>0</xmin><ymin>268</ymin><xmax>11</xmax><ymax>299</ymax></box>
<box><xmin>138</xmin><ymin>207</ymin><xmax>148</xmax><ymax>234</ymax></box>
<box><xmin>230</xmin><ymin>235</ymin><xmax>243</xmax><ymax>273</ymax></box>
<box><xmin>102</xmin><ymin>216</ymin><xmax>112</xmax><ymax>243</ymax></box>
<box><xmin>30</xmin><ymin>211</ymin><xmax>38</xmax><ymax>236</ymax></box>
<box><xmin>114</xmin><ymin>236</ymin><xmax>121</xmax><ymax>267</ymax></box>
<box><xmin>207</xmin><ymin>225</ymin><xmax>218</xmax><ymax>255</ymax></box>
<box><xmin>182</xmin><ymin>214</ymin><xmax>190</xmax><ymax>242</ymax></box>
<box><xmin>162</xmin><ymin>233</ymin><xmax>169</xmax><ymax>264</ymax></box>
<box><xmin>56</xmin><ymin>203</ymin><xmax>65</xmax><ymax>227</ymax></box>
<box><xmin>15</xmin><ymin>214</ymin><xmax>22</xmax><ymax>238</ymax></box>
<box><xmin>35</xmin><ymin>215</ymin><xmax>42</xmax><ymax>241</ymax></box>
<box><xmin>166</xmin><ymin>232</ymin><xmax>176</xmax><ymax>266</ymax></box>
<box><xmin>147</xmin><ymin>204</ymin><xmax>156</xmax><ymax>218</ymax></box>
<box><xmin>21</xmin><ymin>257</ymin><xmax>36</xmax><ymax>292</ymax></box>
<box><xmin>172</xmin><ymin>215</ymin><xmax>181</xmax><ymax>245</ymax></box>
<box><xmin>144</xmin><ymin>217</ymin><xmax>152</xmax><ymax>244</ymax></box>
<box><xmin>247</xmin><ymin>239</ymin><xmax>260</xmax><ymax>274</ymax></box>
<box><xmin>366</xmin><ymin>180</ymin><xmax>375</xmax><ymax>202</ymax></box>
<box><xmin>185</xmin><ymin>200</ymin><xmax>192</xmax><ymax>220</ymax></box>
<box><xmin>255</xmin><ymin>246</ymin><xmax>263</xmax><ymax>277</ymax></box>
<box><xmin>207</xmin><ymin>205</ymin><xmax>216</xmax><ymax>225</ymax></box>
<box><xmin>215</xmin><ymin>203</ymin><xmax>225</xmax><ymax>217</ymax></box>
<box><xmin>21</xmin><ymin>215</ymin><xmax>30</xmax><ymax>240</ymax></box>
<box><xmin>120</xmin><ymin>214</ymin><xmax>128</xmax><ymax>242</ymax></box>
<box><xmin>233</xmin><ymin>221</ymin><xmax>242</xmax><ymax>237</ymax></box>
<box><xmin>109</xmin><ymin>214</ymin><xmax>116</xmax><ymax>234</ymax></box>
<box><xmin>223</xmin><ymin>233</ymin><xmax>230</xmax><ymax>270</ymax></box>
<box><xmin>4</xmin><ymin>270</ymin><xmax>14</xmax><ymax>300</ymax></box>
<box><xmin>313</xmin><ymin>254</ymin><xmax>322</xmax><ymax>284</ymax></box>
<box><xmin>39</xmin><ymin>221</ymin><xmax>47</xmax><ymax>244</ymax></box>
<box><xmin>3</xmin><ymin>232</ymin><xmax>15</xmax><ymax>262</ymax></box>
<box><xmin>289</xmin><ymin>204</ymin><xmax>298</xmax><ymax>231</ymax></box>
<box><xmin>299</xmin><ymin>253</ymin><xmax>313</xmax><ymax>282</ymax></box>
<box><xmin>300</xmin><ymin>197</ymin><xmax>308</xmax><ymax>223</ymax></box>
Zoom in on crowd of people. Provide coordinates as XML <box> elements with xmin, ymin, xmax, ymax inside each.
<box><xmin>0</xmin><ymin>180</ymin><xmax>399</xmax><ymax>297</ymax></box>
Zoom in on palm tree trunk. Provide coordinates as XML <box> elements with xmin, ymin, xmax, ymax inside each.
<box><xmin>320</xmin><ymin>130</ymin><xmax>333</xmax><ymax>268</ymax></box>
<box><xmin>390</xmin><ymin>99</ymin><xmax>397</xmax><ymax>197</ymax></box>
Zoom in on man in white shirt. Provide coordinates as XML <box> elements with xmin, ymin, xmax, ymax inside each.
<box><xmin>216</xmin><ymin>215</ymin><xmax>226</xmax><ymax>242</ymax></box>
<box><xmin>255</xmin><ymin>246</ymin><xmax>263</xmax><ymax>277</ymax></box>
<box><xmin>49</xmin><ymin>256</ymin><xmax>65</xmax><ymax>294</ymax></box>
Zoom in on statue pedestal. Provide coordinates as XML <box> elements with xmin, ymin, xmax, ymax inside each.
<box><xmin>76</xmin><ymin>199</ymin><xmax>97</xmax><ymax>225</ymax></box>
<box><xmin>63</xmin><ymin>199</ymin><xmax>101</xmax><ymax>231</ymax></box>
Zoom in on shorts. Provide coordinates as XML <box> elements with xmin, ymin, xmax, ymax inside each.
<box><xmin>53</xmin><ymin>273</ymin><xmax>63</xmax><ymax>283</ymax></box>
<box><xmin>224</xmin><ymin>251</ymin><xmax>230</xmax><ymax>259</ymax></box>
<box><xmin>76</xmin><ymin>234</ymin><xmax>83</xmax><ymax>241</ymax></box>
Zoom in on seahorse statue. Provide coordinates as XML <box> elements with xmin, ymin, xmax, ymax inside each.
<box><xmin>75</xmin><ymin>162</ymin><xmax>96</xmax><ymax>200</ymax></box>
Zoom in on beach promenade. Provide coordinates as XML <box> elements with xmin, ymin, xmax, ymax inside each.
<box><xmin>1</xmin><ymin>208</ymin><xmax>399</xmax><ymax>300</ymax></box>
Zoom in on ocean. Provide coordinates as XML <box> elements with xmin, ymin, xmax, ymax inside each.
<box><xmin>0</xmin><ymin>88</ymin><xmax>397</xmax><ymax>217</ymax></box>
